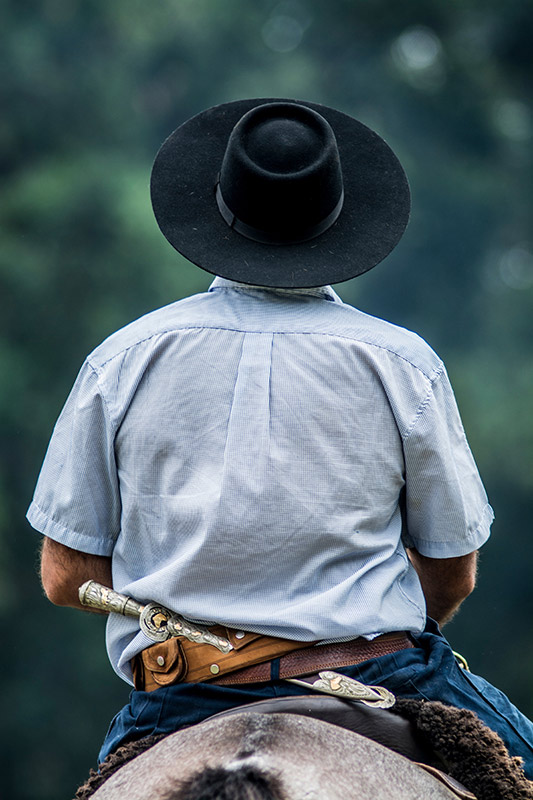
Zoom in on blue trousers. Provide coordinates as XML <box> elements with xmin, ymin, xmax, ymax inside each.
<box><xmin>99</xmin><ymin>620</ymin><xmax>533</xmax><ymax>778</ymax></box>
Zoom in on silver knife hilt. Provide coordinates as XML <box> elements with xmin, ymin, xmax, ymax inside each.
<box><xmin>79</xmin><ymin>580</ymin><xmax>145</xmax><ymax>618</ymax></box>
<box><xmin>78</xmin><ymin>580</ymin><xmax>233</xmax><ymax>653</ymax></box>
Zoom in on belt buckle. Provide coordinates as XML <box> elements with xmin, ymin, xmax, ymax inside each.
<box><xmin>287</xmin><ymin>670</ymin><xmax>396</xmax><ymax>708</ymax></box>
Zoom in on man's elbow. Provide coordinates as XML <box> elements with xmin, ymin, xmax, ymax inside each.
<box><xmin>465</xmin><ymin>569</ymin><xmax>477</xmax><ymax>597</ymax></box>
<box><xmin>443</xmin><ymin>574</ymin><xmax>475</xmax><ymax>612</ymax></box>
<box><xmin>408</xmin><ymin>548</ymin><xmax>478</xmax><ymax>625</ymax></box>
<box><xmin>457</xmin><ymin>567</ymin><xmax>477</xmax><ymax>602</ymax></box>
<box><xmin>41</xmin><ymin>570</ymin><xmax>77</xmax><ymax>607</ymax></box>
<box><xmin>457</xmin><ymin>549</ymin><xmax>478</xmax><ymax>598</ymax></box>
<box><xmin>39</xmin><ymin>536</ymin><xmax>113</xmax><ymax>609</ymax></box>
<box><xmin>443</xmin><ymin>554</ymin><xmax>478</xmax><ymax>613</ymax></box>
<box><xmin>40</xmin><ymin>537</ymin><xmax>82</xmax><ymax>608</ymax></box>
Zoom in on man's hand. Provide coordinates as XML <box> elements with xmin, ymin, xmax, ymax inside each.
<box><xmin>407</xmin><ymin>548</ymin><xmax>478</xmax><ymax>626</ymax></box>
<box><xmin>40</xmin><ymin>536</ymin><xmax>113</xmax><ymax>611</ymax></box>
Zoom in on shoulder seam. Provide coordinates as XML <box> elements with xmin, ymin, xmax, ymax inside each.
<box><xmin>403</xmin><ymin>365</ymin><xmax>446</xmax><ymax>441</ymax></box>
<box><xmin>87</xmin><ymin>325</ymin><xmax>439</xmax><ymax>380</ymax></box>
<box><xmin>83</xmin><ymin>358</ymin><xmax>119</xmax><ymax>434</ymax></box>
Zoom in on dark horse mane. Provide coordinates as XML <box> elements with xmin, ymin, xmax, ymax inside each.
<box><xmin>77</xmin><ymin>739</ymin><xmax>283</xmax><ymax>800</ymax></box>
<box><xmin>163</xmin><ymin>764</ymin><xmax>284</xmax><ymax>800</ymax></box>
<box><xmin>76</xmin><ymin>699</ymin><xmax>533</xmax><ymax>800</ymax></box>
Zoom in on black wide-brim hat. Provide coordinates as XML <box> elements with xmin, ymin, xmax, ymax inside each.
<box><xmin>151</xmin><ymin>98</ymin><xmax>411</xmax><ymax>288</ymax></box>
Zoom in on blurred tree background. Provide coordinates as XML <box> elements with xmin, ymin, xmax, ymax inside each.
<box><xmin>2</xmin><ymin>0</ymin><xmax>532</xmax><ymax>797</ymax></box>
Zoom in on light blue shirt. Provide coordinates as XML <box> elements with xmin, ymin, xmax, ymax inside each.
<box><xmin>27</xmin><ymin>277</ymin><xmax>493</xmax><ymax>684</ymax></box>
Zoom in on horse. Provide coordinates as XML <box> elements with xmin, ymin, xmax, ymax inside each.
<box><xmin>83</xmin><ymin>696</ymin><xmax>482</xmax><ymax>800</ymax></box>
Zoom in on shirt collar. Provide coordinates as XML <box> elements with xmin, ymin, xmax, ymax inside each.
<box><xmin>209</xmin><ymin>276</ymin><xmax>343</xmax><ymax>303</ymax></box>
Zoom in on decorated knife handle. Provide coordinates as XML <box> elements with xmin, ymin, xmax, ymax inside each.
<box><xmin>79</xmin><ymin>580</ymin><xmax>145</xmax><ymax>618</ymax></box>
<box><xmin>78</xmin><ymin>581</ymin><xmax>233</xmax><ymax>651</ymax></box>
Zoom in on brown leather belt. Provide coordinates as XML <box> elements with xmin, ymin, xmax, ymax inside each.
<box><xmin>132</xmin><ymin>629</ymin><xmax>414</xmax><ymax>692</ymax></box>
<box><xmin>214</xmin><ymin>633</ymin><xmax>414</xmax><ymax>685</ymax></box>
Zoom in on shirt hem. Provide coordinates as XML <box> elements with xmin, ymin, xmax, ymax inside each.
<box><xmin>26</xmin><ymin>501</ymin><xmax>115</xmax><ymax>557</ymax></box>
<box><xmin>408</xmin><ymin>503</ymin><xmax>494</xmax><ymax>558</ymax></box>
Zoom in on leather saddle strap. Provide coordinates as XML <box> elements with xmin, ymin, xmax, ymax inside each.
<box><xmin>415</xmin><ymin>764</ymin><xmax>477</xmax><ymax>799</ymax></box>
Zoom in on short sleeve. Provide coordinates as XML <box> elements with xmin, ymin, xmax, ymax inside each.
<box><xmin>26</xmin><ymin>361</ymin><xmax>121</xmax><ymax>556</ymax></box>
<box><xmin>402</xmin><ymin>367</ymin><xmax>494</xmax><ymax>557</ymax></box>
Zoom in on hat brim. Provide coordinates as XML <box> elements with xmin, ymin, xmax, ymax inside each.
<box><xmin>151</xmin><ymin>98</ymin><xmax>411</xmax><ymax>288</ymax></box>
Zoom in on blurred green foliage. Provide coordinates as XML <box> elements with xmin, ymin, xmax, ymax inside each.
<box><xmin>2</xmin><ymin>0</ymin><xmax>532</xmax><ymax>797</ymax></box>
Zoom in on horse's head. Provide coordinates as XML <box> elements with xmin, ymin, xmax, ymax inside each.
<box><xmin>89</xmin><ymin>712</ymin><xmax>459</xmax><ymax>799</ymax></box>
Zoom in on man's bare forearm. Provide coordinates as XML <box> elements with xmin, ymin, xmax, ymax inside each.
<box><xmin>40</xmin><ymin>537</ymin><xmax>113</xmax><ymax>612</ymax></box>
<box><xmin>407</xmin><ymin>548</ymin><xmax>478</xmax><ymax>626</ymax></box>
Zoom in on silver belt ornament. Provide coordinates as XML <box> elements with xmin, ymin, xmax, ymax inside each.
<box><xmin>78</xmin><ymin>580</ymin><xmax>396</xmax><ymax>707</ymax></box>
<box><xmin>287</xmin><ymin>671</ymin><xmax>395</xmax><ymax>708</ymax></box>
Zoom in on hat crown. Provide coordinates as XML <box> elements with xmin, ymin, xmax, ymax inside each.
<box><xmin>217</xmin><ymin>103</ymin><xmax>344</xmax><ymax>244</ymax></box>
<box><xmin>245</xmin><ymin>116</ymin><xmax>324</xmax><ymax>173</ymax></box>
